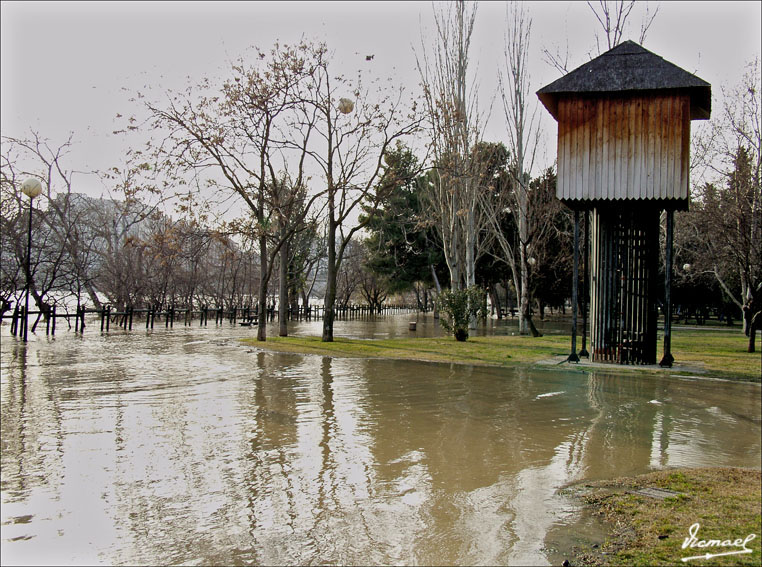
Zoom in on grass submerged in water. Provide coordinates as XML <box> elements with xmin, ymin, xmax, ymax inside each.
<box><xmin>243</xmin><ymin>325</ymin><xmax>761</xmax><ymax>381</ymax></box>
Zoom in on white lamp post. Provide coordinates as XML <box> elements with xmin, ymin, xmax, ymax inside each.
<box><xmin>20</xmin><ymin>178</ymin><xmax>42</xmax><ymax>342</ymax></box>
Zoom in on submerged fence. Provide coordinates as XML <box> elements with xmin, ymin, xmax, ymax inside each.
<box><xmin>2</xmin><ymin>302</ymin><xmax>418</xmax><ymax>338</ymax></box>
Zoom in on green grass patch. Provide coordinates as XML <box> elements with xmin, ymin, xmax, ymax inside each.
<box><xmin>243</xmin><ymin>325</ymin><xmax>761</xmax><ymax>381</ymax></box>
<box><xmin>671</xmin><ymin>326</ymin><xmax>761</xmax><ymax>381</ymax></box>
<box><xmin>244</xmin><ymin>333</ymin><xmax>570</xmax><ymax>367</ymax></box>
<box><xmin>576</xmin><ymin>468</ymin><xmax>762</xmax><ymax>566</ymax></box>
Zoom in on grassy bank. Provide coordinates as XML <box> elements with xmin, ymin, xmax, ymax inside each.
<box><xmin>244</xmin><ymin>326</ymin><xmax>761</xmax><ymax>381</ymax></box>
<box><xmin>571</xmin><ymin>468</ymin><xmax>761</xmax><ymax>566</ymax></box>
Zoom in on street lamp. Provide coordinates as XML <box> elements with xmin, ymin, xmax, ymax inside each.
<box><xmin>20</xmin><ymin>177</ymin><xmax>42</xmax><ymax>342</ymax></box>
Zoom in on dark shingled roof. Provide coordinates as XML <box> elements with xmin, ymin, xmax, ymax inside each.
<box><xmin>537</xmin><ymin>40</ymin><xmax>711</xmax><ymax>120</ymax></box>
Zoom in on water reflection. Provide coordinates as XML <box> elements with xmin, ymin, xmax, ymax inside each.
<box><xmin>1</xmin><ymin>324</ymin><xmax>760</xmax><ymax>565</ymax></box>
<box><xmin>283</xmin><ymin>311</ymin><xmax>571</xmax><ymax>339</ymax></box>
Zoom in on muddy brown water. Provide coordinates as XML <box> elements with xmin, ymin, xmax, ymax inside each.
<box><xmin>2</xmin><ymin>317</ymin><xmax>760</xmax><ymax>565</ymax></box>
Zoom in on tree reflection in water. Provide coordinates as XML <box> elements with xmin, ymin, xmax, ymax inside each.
<box><xmin>1</xmin><ymin>325</ymin><xmax>760</xmax><ymax>565</ymax></box>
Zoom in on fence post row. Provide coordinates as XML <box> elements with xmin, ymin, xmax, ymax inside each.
<box><xmin>6</xmin><ymin>301</ymin><xmax>422</xmax><ymax>339</ymax></box>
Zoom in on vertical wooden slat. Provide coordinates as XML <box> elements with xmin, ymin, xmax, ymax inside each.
<box><xmin>590</xmin><ymin>208</ymin><xmax>603</xmax><ymax>360</ymax></box>
<box><xmin>597</xmin><ymin>210</ymin><xmax>605</xmax><ymax>362</ymax></box>
<box><xmin>563</xmin><ymin>98</ymin><xmax>572</xmax><ymax>200</ymax></box>
<box><xmin>654</xmin><ymin>97</ymin><xmax>669</xmax><ymax>199</ymax></box>
<box><xmin>639</xmin><ymin>215</ymin><xmax>646</xmax><ymax>362</ymax></box>
<box><xmin>627</xmin><ymin>216</ymin><xmax>636</xmax><ymax>363</ymax></box>
<box><xmin>601</xmin><ymin>99</ymin><xmax>610</xmax><ymax>199</ymax></box>
<box><xmin>663</xmin><ymin>96</ymin><xmax>674</xmax><ymax>199</ymax></box>
<box><xmin>564</xmin><ymin>100</ymin><xmax>577</xmax><ymax>198</ymax></box>
<box><xmin>653</xmin><ymin>99</ymin><xmax>661</xmax><ymax>201</ymax></box>
<box><xmin>636</xmin><ymin>215</ymin><xmax>648</xmax><ymax>363</ymax></box>
<box><xmin>683</xmin><ymin>95</ymin><xmax>691</xmax><ymax>199</ymax></box>
<box><xmin>668</xmin><ymin>96</ymin><xmax>677</xmax><ymax>199</ymax></box>
<box><xmin>557</xmin><ymin>100</ymin><xmax>564</xmax><ymax>198</ymax></box>
<box><xmin>563</xmin><ymin>98</ymin><xmax>575</xmax><ymax>198</ymax></box>
<box><xmin>574</xmin><ymin>100</ymin><xmax>587</xmax><ymax>202</ymax></box>
<box><xmin>582</xmin><ymin>99</ymin><xmax>591</xmax><ymax>203</ymax></box>
<box><xmin>674</xmin><ymin>96</ymin><xmax>685</xmax><ymax>198</ymax></box>
<box><xmin>607</xmin><ymin>99</ymin><xmax>615</xmax><ymax>199</ymax></box>
<box><xmin>673</xmin><ymin>96</ymin><xmax>683</xmax><ymax>199</ymax></box>
<box><xmin>646</xmin><ymin>100</ymin><xmax>659</xmax><ymax>199</ymax></box>
<box><xmin>642</xmin><ymin>98</ymin><xmax>649</xmax><ymax>199</ymax></box>
<box><xmin>594</xmin><ymin>99</ymin><xmax>603</xmax><ymax>200</ymax></box>
<box><xmin>614</xmin><ymin>213</ymin><xmax>626</xmax><ymax>358</ymax></box>
<box><xmin>634</xmin><ymin>215</ymin><xmax>640</xmax><ymax>362</ymax></box>
<box><xmin>569</xmin><ymin>210</ymin><xmax>580</xmax><ymax>362</ymax></box>
<box><xmin>604</xmin><ymin>218</ymin><xmax>610</xmax><ymax>362</ymax></box>
<box><xmin>609</xmin><ymin>213</ymin><xmax>615</xmax><ymax>362</ymax></box>
<box><xmin>614</xmin><ymin>98</ymin><xmax>624</xmax><ymax>201</ymax></box>
<box><xmin>590</xmin><ymin>209</ymin><xmax>596</xmax><ymax>357</ymax></box>
<box><xmin>644</xmin><ymin>99</ymin><xmax>653</xmax><ymax>199</ymax></box>
<box><xmin>631</xmin><ymin>98</ymin><xmax>641</xmax><ymax>199</ymax></box>
<box><xmin>668</xmin><ymin>96</ymin><xmax>676</xmax><ymax>199</ymax></box>
<box><xmin>629</xmin><ymin>218</ymin><xmax>637</xmax><ymax>363</ymax></box>
<box><xmin>628</xmin><ymin>100</ymin><xmax>637</xmax><ymax>200</ymax></box>
<box><xmin>621</xmin><ymin>215</ymin><xmax>629</xmax><ymax>363</ymax></box>
<box><xmin>592</xmin><ymin>209</ymin><xmax>599</xmax><ymax>359</ymax></box>
<box><xmin>581</xmin><ymin>210</ymin><xmax>590</xmax><ymax>357</ymax></box>
<box><xmin>590</xmin><ymin>209</ymin><xmax>601</xmax><ymax>360</ymax></box>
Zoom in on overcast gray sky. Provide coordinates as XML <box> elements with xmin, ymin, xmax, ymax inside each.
<box><xmin>2</xmin><ymin>1</ymin><xmax>760</xmax><ymax>198</ymax></box>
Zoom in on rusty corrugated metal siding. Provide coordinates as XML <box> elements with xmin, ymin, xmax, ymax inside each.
<box><xmin>557</xmin><ymin>94</ymin><xmax>690</xmax><ymax>203</ymax></box>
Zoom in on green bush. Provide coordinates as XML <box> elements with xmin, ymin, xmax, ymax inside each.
<box><xmin>437</xmin><ymin>286</ymin><xmax>487</xmax><ymax>341</ymax></box>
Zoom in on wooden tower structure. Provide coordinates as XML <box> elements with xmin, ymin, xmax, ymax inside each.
<box><xmin>537</xmin><ymin>41</ymin><xmax>711</xmax><ymax>365</ymax></box>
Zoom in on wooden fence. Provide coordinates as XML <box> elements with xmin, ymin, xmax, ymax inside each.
<box><xmin>3</xmin><ymin>302</ymin><xmax>417</xmax><ymax>338</ymax></box>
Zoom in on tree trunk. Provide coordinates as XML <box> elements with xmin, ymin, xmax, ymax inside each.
<box><xmin>492</xmin><ymin>284</ymin><xmax>502</xmax><ymax>319</ymax></box>
<box><xmin>85</xmin><ymin>281</ymin><xmax>102</xmax><ymax>310</ymax></box>
<box><xmin>322</xmin><ymin>216</ymin><xmax>337</xmax><ymax>342</ymax></box>
<box><xmin>447</xmin><ymin>222</ymin><xmax>461</xmax><ymax>291</ymax></box>
<box><xmin>744</xmin><ymin>300</ymin><xmax>759</xmax><ymax>353</ymax></box>
<box><xmin>430</xmin><ymin>264</ymin><xmax>441</xmax><ymax>319</ymax></box>
<box><xmin>466</xmin><ymin>206</ymin><xmax>477</xmax><ymax>329</ymax></box>
<box><xmin>278</xmin><ymin>237</ymin><xmax>289</xmax><ymax>337</ymax></box>
<box><xmin>257</xmin><ymin>234</ymin><xmax>268</xmax><ymax>341</ymax></box>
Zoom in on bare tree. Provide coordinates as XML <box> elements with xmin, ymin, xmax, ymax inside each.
<box><xmin>334</xmin><ymin>239</ymin><xmax>364</xmax><ymax>310</ymax></box>
<box><xmin>292</xmin><ymin>45</ymin><xmax>421</xmax><ymax>342</ymax></box>
<box><xmin>491</xmin><ymin>1</ymin><xmax>543</xmax><ymax>336</ymax></box>
<box><xmin>684</xmin><ymin>59</ymin><xmax>761</xmax><ymax>350</ymax></box>
<box><xmin>288</xmin><ymin>222</ymin><xmax>324</xmax><ymax>313</ymax></box>
<box><xmin>1</xmin><ymin>133</ymin><xmax>106</xmax><ymax>318</ymax></box>
<box><xmin>543</xmin><ymin>1</ymin><xmax>660</xmax><ymax>74</ymax></box>
<box><xmin>589</xmin><ymin>0</ymin><xmax>635</xmax><ymax>51</ymax></box>
<box><xmin>270</xmin><ymin>173</ymin><xmax>317</xmax><ymax>337</ymax></box>
<box><xmin>138</xmin><ymin>41</ymin><xmax>323</xmax><ymax>341</ymax></box>
<box><xmin>416</xmin><ymin>0</ymin><xmax>491</xmax><ymax>295</ymax></box>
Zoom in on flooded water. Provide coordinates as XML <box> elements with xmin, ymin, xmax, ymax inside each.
<box><xmin>2</xmin><ymin>317</ymin><xmax>761</xmax><ymax>565</ymax></box>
